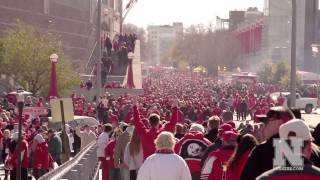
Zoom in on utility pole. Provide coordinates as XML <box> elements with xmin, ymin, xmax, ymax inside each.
<box><xmin>290</xmin><ymin>0</ymin><xmax>297</xmax><ymax>108</ymax></box>
<box><xmin>96</xmin><ymin>0</ymin><xmax>102</xmax><ymax>106</ymax></box>
<box><xmin>120</xmin><ymin>0</ymin><xmax>123</xmax><ymax>34</ymax></box>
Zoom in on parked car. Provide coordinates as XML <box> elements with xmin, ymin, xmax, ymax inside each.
<box><xmin>48</xmin><ymin>115</ymin><xmax>99</xmax><ymax>130</ymax></box>
<box><xmin>270</xmin><ymin>92</ymin><xmax>318</xmax><ymax>114</ymax></box>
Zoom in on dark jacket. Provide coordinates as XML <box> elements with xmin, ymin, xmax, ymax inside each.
<box><xmin>201</xmin><ymin>137</ymin><xmax>223</xmax><ymax>168</ymax></box>
<box><xmin>48</xmin><ymin>135</ymin><xmax>62</xmax><ymax>157</ymax></box>
<box><xmin>257</xmin><ymin>157</ymin><xmax>320</xmax><ymax>180</ymax></box>
<box><xmin>240</xmin><ymin>134</ymin><xmax>279</xmax><ymax>180</ymax></box>
<box><xmin>205</xmin><ymin>128</ymin><xmax>218</xmax><ymax>143</ymax></box>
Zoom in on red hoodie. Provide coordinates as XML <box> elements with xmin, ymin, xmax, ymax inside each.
<box><xmin>175</xmin><ymin>132</ymin><xmax>212</xmax><ymax>173</ymax></box>
<box><xmin>33</xmin><ymin>142</ymin><xmax>52</xmax><ymax>170</ymax></box>
<box><xmin>9</xmin><ymin>139</ymin><xmax>29</xmax><ymax>168</ymax></box>
<box><xmin>133</xmin><ymin>106</ymin><xmax>178</xmax><ymax>160</ymax></box>
<box><xmin>225</xmin><ymin>150</ymin><xmax>251</xmax><ymax>180</ymax></box>
<box><xmin>201</xmin><ymin>145</ymin><xmax>235</xmax><ymax>180</ymax></box>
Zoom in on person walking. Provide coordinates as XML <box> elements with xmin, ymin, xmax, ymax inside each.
<box><xmin>2</xmin><ymin>129</ymin><xmax>11</xmax><ymax>180</ymax></box>
<box><xmin>97</xmin><ymin>123</ymin><xmax>113</xmax><ymax>180</ymax></box>
<box><xmin>133</xmin><ymin>101</ymin><xmax>178</xmax><ymax>160</ymax></box>
<box><xmin>240</xmin><ymin>106</ymin><xmax>293</xmax><ymax>180</ymax></box>
<box><xmin>257</xmin><ymin>119</ymin><xmax>320</xmax><ymax>179</ymax></box>
<box><xmin>225</xmin><ymin>134</ymin><xmax>258</xmax><ymax>180</ymax></box>
<box><xmin>32</xmin><ymin>131</ymin><xmax>53</xmax><ymax>179</ymax></box>
<box><xmin>8</xmin><ymin>132</ymin><xmax>29</xmax><ymax>180</ymax></box>
<box><xmin>47</xmin><ymin>129</ymin><xmax>62</xmax><ymax>165</ymax></box>
<box><xmin>114</xmin><ymin>125</ymin><xmax>133</xmax><ymax>180</ymax></box>
<box><xmin>200</xmin><ymin>131</ymin><xmax>238</xmax><ymax>180</ymax></box>
<box><xmin>124</xmin><ymin>128</ymin><xmax>144</xmax><ymax>180</ymax></box>
<box><xmin>137</xmin><ymin>131</ymin><xmax>192</xmax><ymax>180</ymax></box>
<box><xmin>175</xmin><ymin>123</ymin><xmax>211</xmax><ymax>180</ymax></box>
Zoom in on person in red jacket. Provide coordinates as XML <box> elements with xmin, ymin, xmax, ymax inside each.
<box><xmin>133</xmin><ymin>100</ymin><xmax>178</xmax><ymax>160</ymax></box>
<box><xmin>32</xmin><ymin>132</ymin><xmax>53</xmax><ymax>179</ymax></box>
<box><xmin>225</xmin><ymin>134</ymin><xmax>258</xmax><ymax>180</ymax></box>
<box><xmin>201</xmin><ymin>131</ymin><xmax>238</xmax><ymax>180</ymax></box>
<box><xmin>105</xmin><ymin>129</ymin><xmax>122</xmax><ymax>180</ymax></box>
<box><xmin>175</xmin><ymin>123</ymin><xmax>212</xmax><ymax>180</ymax></box>
<box><xmin>8</xmin><ymin>132</ymin><xmax>29</xmax><ymax>180</ymax></box>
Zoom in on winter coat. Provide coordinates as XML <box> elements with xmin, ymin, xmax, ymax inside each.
<box><xmin>137</xmin><ymin>153</ymin><xmax>192</xmax><ymax>180</ymax></box>
<box><xmin>9</xmin><ymin>139</ymin><xmax>29</xmax><ymax>168</ymax></box>
<box><xmin>225</xmin><ymin>150</ymin><xmax>251</xmax><ymax>180</ymax></box>
<box><xmin>105</xmin><ymin>140</ymin><xmax>116</xmax><ymax>168</ymax></box>
<box><xmin>33</xmin><ymin>142</ymin><xmax>52</xmax><ymax>170</ymax></box>
<box><xmin>257</xmin><ymin>157</ymin><xmax>320</xmax><ymax>180</ymax></box>
<box><xmin>174</xmin><ymin>132</ymin><xmax>211</xmax><ymax>174</ymax></box>
<box><xmin>114</xmin><ymin>131</ymin><xmax>130</xmax><ymax>167</ymax></box>
<box><xmin>201</xmin><ymin>145</ymin><xmax>235</xmax><ymax>180</ymax></box>
<box><xmin>240</xmin><ymin>134</ymin><xmax>279</xmax><ymax>180</ymax></box>
<box><xmin>48</xmin><ymin>135</ymin><xmax>62</xmax><ymax>158</ymax></box>
<box><xmin>97</xmin><ymin>132</ymin><xmax>110</xmax><ymax>158</ymax></box>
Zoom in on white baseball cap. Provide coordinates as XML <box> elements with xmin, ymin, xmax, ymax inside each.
<box><xmin>190</xmin><ymin>123</ymin><xmax>205</xmax><ymax>133</ymax></box>
<box><xmin>279</xmin><ymin>119</ymin><xmax>312</xmax><ymax>141</ymax></box>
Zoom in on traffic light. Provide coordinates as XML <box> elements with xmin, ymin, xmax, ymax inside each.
<box><xmin>224</xmin><ymin>66</ymin><xmax>227</xmax><ymax>71</ymax></box>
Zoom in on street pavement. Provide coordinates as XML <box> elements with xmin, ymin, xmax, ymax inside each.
<box><xmin>302</xmin><ymin>110</ymin><xmax>320</xmax><ymax>128</ymax></box>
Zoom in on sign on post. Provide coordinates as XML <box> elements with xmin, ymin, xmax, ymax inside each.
<box><xmin>50</xmin><ymin>98</ymin><xmax>73</xmax><ymax>162</ymax></box>
<box><xmin>50</xmin><ymin>98</ymin><xmax>74</xmax><ymax>123</ymax></box>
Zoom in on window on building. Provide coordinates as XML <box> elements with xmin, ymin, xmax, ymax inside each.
<box><xmin>44</xmin><ymin>0</ymin><xmax>50</xmax><ymax>14</ymax></box>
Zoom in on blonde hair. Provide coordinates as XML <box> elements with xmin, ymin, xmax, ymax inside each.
<box><xmin>129</xmin><ymin>128</ymin><xmax>141</xmax><ymax>156</ymax></box>
<box><xmin>155</xmin><ymin>131</ymin><xmax>176</xmax><ymax>150</ymax></box>
<box><xmin>208</xmin><ymin>116</ymin><xmax>221</xmax><ymax>129</ymax></box>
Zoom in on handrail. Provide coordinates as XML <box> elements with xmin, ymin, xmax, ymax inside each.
<box><xmin>39</xmin><ymin>141</ymin><xmax>97</xmax><ymax>180</ymax></box>
<box><xmin>86</xmin><ymin>41</ymin><xmax>98</xmax><ymax>72</ymax></box>
<box><xmin>91</xmin><ymin>161</ymin><xmax>101</xmax><ymax>180</ymax></box>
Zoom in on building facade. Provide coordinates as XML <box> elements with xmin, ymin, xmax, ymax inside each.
<box><xmin>264</xmin><ymin>0</ymin><xmax>319</xmax><ymax>71</ymax></box>
<box><xmin>147</xmin><ymin>23</ymin><xmax>183</xmax><ymax>65</ymax></box>
<box><xmin>0</xmin><ymin>0</ymin><xmax>121</xmax><ymax>66</ymax></box>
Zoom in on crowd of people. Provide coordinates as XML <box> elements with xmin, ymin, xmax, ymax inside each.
<box><xmin>1</xmin><ymin>69</ymin><xmax>320</xmax><ymax>180</ymax></box>
<box><xmin>92</xmin><ymin>69</ymin><xmax>320</xmax><ymax>180</ymax></box>
<box><xmin>79</xmin><ymin>33</ymin><xmax>137</xmax><ymax>91</ymax></box>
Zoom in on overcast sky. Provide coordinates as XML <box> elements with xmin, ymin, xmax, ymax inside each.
<box><xmin>124</xmin><ymin>0</ymin><xmax>264</xmax><ymax>28</ymax></box>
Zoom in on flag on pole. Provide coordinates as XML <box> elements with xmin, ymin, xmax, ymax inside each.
<box><xmin>125</xmin><ymin>0</ymin><xmax>137</xmax><ymax>10</ymax></box>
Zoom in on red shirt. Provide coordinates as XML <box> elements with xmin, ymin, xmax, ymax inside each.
<box><xmin>105</xmin><ymin>140</ymin><xmax>116</xmax><ymax>168</ymax></box>
<box><xmin>9</xmin><ymin>139</ymin><xmax>29</xmax><ymax>168</ymax></box>
<box><xmin>133</xmin><ymin>106</ymin><xmax>178</xmax><ymax>160</ymax></box>
<box><xmin>33</xmin><ymin>142</ymin><xmax>51</xmax><ymax>170</ymax></box>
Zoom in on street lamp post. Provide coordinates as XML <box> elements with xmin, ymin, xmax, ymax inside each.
<box><xmin>290</xmin><ymin>0</ymin><xmax>297</xmax><ymax>108</ymax></box>
<box><xmin>16</xmin><ymin>88</ymin><xmax>25</xmax><ymax>180</ymax></box>
<box><xmin>311</xmin><ymin>44</ymin><xmax>320</xmax><ymax>98</ymax></box>
<box><xmin>48</xmin><ymin>53</ymin><xmax>59</xmax><ymax>99</ymax></box>
<box><xmin>96</xmin><ymin>0</ymin><xmax>102</xmax><ymax>106</ymax></box>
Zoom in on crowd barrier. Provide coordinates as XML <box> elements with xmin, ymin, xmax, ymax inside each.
<box><xmin>39</xmin><ymin>141</ymin><xmax>100</xmax><ymax>180</ymax></box>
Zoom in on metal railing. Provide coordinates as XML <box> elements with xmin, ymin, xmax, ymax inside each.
<box><xmin>39</xmin><ymin>141</ymin><xmax>99</xmax><ymax>180</ymax></box>
<box><xmin>86</xmin><ymin>41</ymin><xmax>98</xmax><ymax>74</ymax></box>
